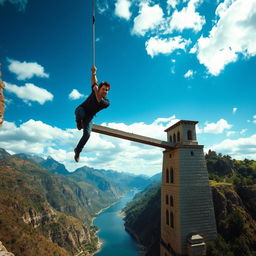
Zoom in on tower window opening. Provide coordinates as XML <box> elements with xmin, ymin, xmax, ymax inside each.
<box><xmin>191</xmin><ymin>151</ymin><xmax>194</xmax><ymax>156</ymax></box>
<box><xmin>169</xmin><ymin>135</ymin><xmax>172</xmax><ymax>143</ymax></box>
<box><xmin>187</xmin><ymin>130</ymin><xmax>192</xmax><ymax>140</ymax></box>
<box><xmin>166</xmin><ymin>195</ymin><xmax>169</xmax><ymax>205</ymax></box>
<box><xmin>177</xmin><ymin>131</ymin><xmax>180</xmax><ymax>142</ymax></box>
<box><xmin>170</xmin><ymin>212</ymin><xmax>174</xmax><ymax>228</ymax></box>
<box><xmin>166</xmin><ymin>210</ymin><xmax>170</xmax><ymax>225</ymax></box>
<box><xmin>173</xmin><ymin>133</ymin><xmax>176</xmax><ymax>143</ymax></box>
<box><xmin>170</xmin><ymin>196</ymin><xmax>173</xmax><ymax>206</ymax></box>
<box><xmin>170</xmin><ymin>168</ymin><xmax>174</xmax><ymax>183</ymax></box>
<box><xmin>166</xmin><ymin>168</ymin><xmax>170</xmax><ymax>183</ymax></box>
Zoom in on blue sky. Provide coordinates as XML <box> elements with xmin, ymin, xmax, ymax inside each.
<box><xmin>0</xmin><ymin>0</ymin><xmax>256</xmax><ymax>175</ymax></box>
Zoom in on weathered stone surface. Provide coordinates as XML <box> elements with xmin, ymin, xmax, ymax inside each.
<box><xmin>0</xmin><ymin>241</ymin><xmax>15</xmax><ymax>256</ymax></box>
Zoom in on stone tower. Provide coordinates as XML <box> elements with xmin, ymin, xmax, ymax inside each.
<box><xmin>160</xmin><ymin>120</ymin><xmax>216</xmax><ymax>256</ymax></box>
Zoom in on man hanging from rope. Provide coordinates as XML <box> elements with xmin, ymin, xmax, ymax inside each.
<box><xmin>74</xmin><ymin>66</ymin><xmax>110</xmax><ymax>162</ymax></box>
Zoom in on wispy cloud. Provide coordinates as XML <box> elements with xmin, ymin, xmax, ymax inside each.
<box><xmin>97</xmin><ymin>0</ymin><xmax>109</xmax><ymax>14</ymax></box>
<box><xmin>195</xmin><ymin>0</ymin><xmax>256</xmax><ymax>76</ymax></box>
<box><xmin>7</xmin><ymin>58</ymin><xmax>49</xmax><ymax>80</ymax></box>
<box><xmin>5</xmin><ymin>82</ymin><xmax>53</xmax><ymax>105</ymax></box>
<box><xmin>0</xmin><ymin>0</ymin><xmax>28</xmax><ymax>11</ymax></box>
<box><xmin>114</xmin><ymin>0</ymin><xmax>132</xmax><ymax>20</ymax></box>
<box><xmin>184</xmin><ymin>69</ymin><xmax>195</xmax><ymax>79</ymax></box>
<box><xmin>253</xmin><ymin>115</ymin><xmax>256</xmax><ymax>124</ymax></box>
<box><xmin>68</xmin><ymin>89</ymin><xmax>85</xmax><ymax>100</ymax></box>
<box><xmin>132</xmin><ymin>2</ymin><xmax>164</xmax><ymax>36</ymax></box>
<box><xmin>232</xmin><ymin>107</ymin><xmax>238</xmax><ymax>114</ymax></box>
<box><xmin>145</xmin><ymin>36</ymin><xmax>191</xmax><ymax>57</ymax></box>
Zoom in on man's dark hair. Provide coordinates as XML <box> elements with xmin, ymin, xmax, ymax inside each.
<box><xmin>99</xmin><ymin>81</ymin><xmax>110</xmax><ymax>89</ymax></box>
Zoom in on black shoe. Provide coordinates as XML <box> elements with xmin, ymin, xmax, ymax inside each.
<box><xmin>76</xmin><ymin>119</ymin><xmax>82</xmax><ymax>130</ymax></box>
<box><xmin>74</xmin><ymin>149</ymin><xmax>80</xmax><ymax>162</ymax></box>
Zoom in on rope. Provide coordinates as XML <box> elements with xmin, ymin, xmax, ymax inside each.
<box><xmin>92</xmin><ymin>0</ymin><xmax>96</xmax><ymax>66</ymax></box>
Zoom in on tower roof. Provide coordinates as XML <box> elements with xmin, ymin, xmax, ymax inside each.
<box><xmin>164</xmin><ymin>120</ymin><xmax>198</xmax><ymax>132</ymax></box>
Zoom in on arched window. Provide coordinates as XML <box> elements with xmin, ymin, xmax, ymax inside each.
<box><xmin>166</xmin><ymin>195</ymin><xmax>169</xmax><ymax>205</ymax></box>
<box><xmin>170</xmin><ymin>212</ymin><xmax>174</xmax><ymax>228</ymax></box>
<box><xmin>170</xmin><ymin>196</ymin><xmax>173</xmax><ymax>206</ymax></box>
<box><xmin>166</xmin><ymin>210</ymin><xmax>169</xmax><ymax>225</ymax></box>
<box><xmin>177</xmin><ymin>131</ymin><xmax>180</xmax><ymax>142</ymax></box>
<box><xmin>166</xmin><ymin>168</ymin><xmax>170</xmax><ymax>183</ymax></box>
<box><xmin>173</xmin><ymin>133</ymin><xmax>176</xmax><ymax>143</ymax></box>
<box><xmin>187</xmin><ymin>130</ymin><xmax>192</xmax><ymax>140</ymax></box>
<box><xmin>169</xmin><ymin>135</ymin><xmax>172</xmax><ymax>143</ymax></box>
<box><xmin>170</xmin><ymin>168</ymin><xmax>174</xmax><ymax>183</ymax></box>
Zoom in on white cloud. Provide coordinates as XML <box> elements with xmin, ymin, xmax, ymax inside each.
<box><xmin>184</xmin><ymin>69</ymin><xmax>195</xmax><ymax>79</ymax></box>
<box><xmin>5</xmin><ymin>82</ymin><xmax>53</xmax><ymax>105</ymax></box>
<box><xmin>195</xmin><ymin>0</ymin><xmax>256</xmax><ymax>76</ymax></box>
<box><xmin>168</xmin><ymin>0</ymin><xmax>205</xmax><ymax>33</ymax></box>
<box><xmin>69</xmin><ymin>89</ymin><xmax>85</xmax><ymax>100</ymax></box>
<box><xmin>7</xmin><ymin>58</ymin><xmax>49</xmax><ymax>80</ymax></box>
<box><xmin>97</xmin><ymin>0</ymin><xmax>109</xmax><ymax>14</ymax></box>
<box><xmin>232</xmin><ymin>107</ymin><xmax>238</xmax><ymax>114</ymax></box>
<box><xmin>203</xmin><ymin>119</ymin><xmax>232</xmax><ymax>134</ymax></box>
<box><xmin>189</xmin><ymin>44</ymin><xmax>197</xmax><ymax>54</ymax></box>
<box><xmin>226</xmin><ymin>131</ymin><xmax>236</xmax><ymax>136</ymax></box>
<box><xmin>115</xmin><ymin>0</ymin><xmax>132</xmax><ymax>20</ymax></box>
<box><xmin>132</xmin><ymin>2</ymin><xmax>164</xmax><ymax>36</ymax></box>
<box><xmin>0</xmin><ymin>116</ymin><xmax>179</xmax><ymax>175</ymax></box>
<box><xmin>145</xmin><ymin>36</ymin><xmax>191</xmax><ymax>57</ymax></box>
<box><xmin>167</xmin><ymin>0</ymin><xmax>179</xmax><ymax>9</ymax></box>
<box><xmin>240</xmin><ymin>129</ymin><xmax>247</xmax><ymax>135</ymax></box>
<box><xmin>208</xmin><ymin>133</ymin><xmax>256</xmax><ymax>160</ymax></box>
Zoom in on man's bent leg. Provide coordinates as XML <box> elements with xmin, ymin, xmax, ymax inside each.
<box><xmin>75</xmin><ymin>116</ymin><xmax>93</xmax><ymax>158</ymax></box>
<box><xmin>75</xmin><ymin>106</ymin><xmax>85</xmax><ymax>130</ymax></box>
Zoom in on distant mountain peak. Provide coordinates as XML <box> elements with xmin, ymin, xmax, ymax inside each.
<box><xmin>0</xmin><ymin>148</ymin><xmax>11</xmax><ymax>160</ymax></box>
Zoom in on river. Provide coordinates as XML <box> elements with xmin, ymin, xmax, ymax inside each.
<box><xmin>94</xmin><ymin>190</ymin><xmax>140</xmax><ymax>256</ymax></box>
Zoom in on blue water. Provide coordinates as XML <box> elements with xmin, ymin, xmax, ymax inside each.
<box><xmin>94</xmin><ymin>191</ymin><xmax>140</xmax><ymax>256</ymax></box>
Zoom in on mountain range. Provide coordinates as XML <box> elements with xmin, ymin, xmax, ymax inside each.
<box><xmin>0</xmin><ymin>148</ymin><xmax>154</xmax><ymax>256</ymax></box>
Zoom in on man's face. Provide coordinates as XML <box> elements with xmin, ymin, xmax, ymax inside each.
<box><xmin>99</xmin><ymin>85</ymin><xmax>109</xmax><ymax>98</ymax></box>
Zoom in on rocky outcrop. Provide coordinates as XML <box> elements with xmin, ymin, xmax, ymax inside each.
<box><xmin>0</xmin><ymin>241</ymin><xmax>15</xmax><ymax>256</ymax></box>
<box><xmin>22</xmin><ymin>206</ymin><xmax>56</xmax><ymax>228</ymax></box>
<box><xmin>21</xmin><ymin>205</ymin><xmax>91</xmax><ymax>253</ymax></box>
<box><xmin>237</xmin><ymin>185</ymin><xmax>256</xmax><ymax>220</ymax></box>
<box><xmin>211</xmin><ymin>184</ymin><xmax>243</xmax><ymax>220</ymax></box>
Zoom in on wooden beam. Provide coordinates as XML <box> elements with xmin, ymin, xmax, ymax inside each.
<box><xmin>92</xmin><ymin>124</ymin><xmax>174</xmax><ymax>150</ymax></box>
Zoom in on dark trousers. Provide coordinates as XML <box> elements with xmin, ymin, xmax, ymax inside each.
<box><xmin>75</xmin><ymin>106</ymin><xmax>93</xmax><ymax>153</ymax></box>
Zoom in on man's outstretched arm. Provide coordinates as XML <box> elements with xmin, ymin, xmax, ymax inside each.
<box><xmin>91</xmin><ymin>66</ymin><xmax>98</xmax><ymax>86</ymax></box>
<box><xmin>91</xmin><ymin>66</ymin><xmax>102</xmax><ymax>103</ymax></box>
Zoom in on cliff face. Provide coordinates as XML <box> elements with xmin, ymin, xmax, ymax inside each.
<box><xmin>0</xmin><ymin>241</ymin><xmax>14</xmax><ymax>256</ymax></box>
<box><xmin>123</xmin><ymin>183</ymin><xmax>256</xmax><ymax>256</ymax></box>
<box><xmin>123</xmin><ymin>181</ymin><xmax>161</xmax><ymax>256</ymax></box>
<box><xmin>0</xmin><ymin>155</ymin><xmax>100</xmax><ymax>255</ymax></box>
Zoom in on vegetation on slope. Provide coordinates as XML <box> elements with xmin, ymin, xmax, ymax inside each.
<box><xmin>123</xmin><ymin>151</ymin><xmax>256</xmax><ymax>256</ymax></box>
